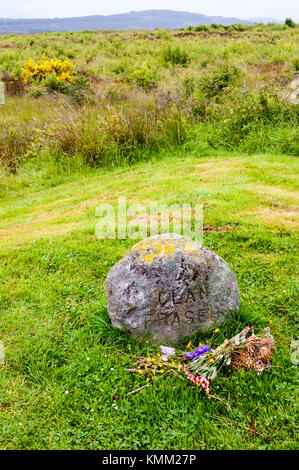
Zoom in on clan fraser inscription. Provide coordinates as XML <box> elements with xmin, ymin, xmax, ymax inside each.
<box><xmin>105</xmin><ymin>233</ymin><xmax>239</xmax><ymax>343</ymax></box>
<box><xmin>147</xmin><ymin>288</ymin><xmax>199</xmax><ymax>329</ymax></box>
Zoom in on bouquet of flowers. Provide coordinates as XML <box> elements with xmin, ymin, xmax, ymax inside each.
<box><xmin>127</xmin><ymin>327</ymin><xmax>276</xmax><ymax>397</ymax></box>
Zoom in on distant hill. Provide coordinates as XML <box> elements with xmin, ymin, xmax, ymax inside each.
<box><xmin>249</xmin><ymin>17</ymin><xmax>283</xmax><ymax>24</ymax></box>
<box><xmin>0</xmin><ymin>9</ymin><xmax>260</xmax><ymax>34</ymax></box>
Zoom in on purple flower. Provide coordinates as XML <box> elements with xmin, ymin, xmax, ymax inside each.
<box><xmin>184</xmin><ymin>345</ymin><xmax>210</xmax><ymax>359</ymax></box>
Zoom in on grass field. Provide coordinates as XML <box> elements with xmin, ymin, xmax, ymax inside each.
<box><xmin>1</xmin><ymin>24</ymin><xmax>298</xmax><ymax>170</ymax></box>
<box><xmin>0</xmin><ymin>151</ymin><xmax>298</xmax><ymax>449</ymax></box>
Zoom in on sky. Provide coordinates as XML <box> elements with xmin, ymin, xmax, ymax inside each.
<box><xmin>1</xmin><ymin>0</ymin><xmax>298</xmax><ymax>21</ymax></box>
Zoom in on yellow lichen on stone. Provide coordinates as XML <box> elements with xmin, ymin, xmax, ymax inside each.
<box><xmin>125</xmin><ymin>236</ymin><xmax>200</xmax><ymax>264</ymax></box>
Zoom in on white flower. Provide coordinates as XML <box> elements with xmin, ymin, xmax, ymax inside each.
<box><xmin>210</xmin><ymin>368</ymin><xmax>218</xmax><ymax>380</ymax></box>
<box><xmin>110</xmin><ymin>367</ymin><xmax>114</xmax><ymax>371</ymax></box>
<box><xmin>160</xmin><ymin>345</ymin><xmax>176</xmax><ymax>361</ymax></box>
<box><xmin>87</xmin><ymin>357</ymin><xmax>90</xmax><ymax>361</ymax></box>
<box><xmin>65</xmin><ymin>390</ymin><xmax>69</xmax><ymax>394</ymax></box>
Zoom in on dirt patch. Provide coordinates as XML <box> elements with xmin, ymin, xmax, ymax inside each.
<box><xmin>194</xmin><ymin>159</ymin><xmax>246</xmax><ymax>176</ymax></box>
<box><xmin>3</xmin><ymin>221</ymin><xmax>82</xmax><ymax>250</ymax></box>
<box><xmin>0</xmin><ymin>205</ymin><xmax>89</xmax><ymax>235</ymax></box>
<box><xmin>248</xmin><ymin>206</ymin><xmax>298</xmax><ymax>230</ymax></box>
<box><xmin>174</xmin><ymin>31</ymin><xmax>233</xmax><ymax>39</ymax></box>
<box><xmin>254</xmin><ymin>63</ymin><xmax>285</xmax><ymax>74</ymax></box>
<box><xmin>261</xmin><ymin>199</ymin><xmax>299</xmax><ymax>213</ymax></box>
<box><xmin>245</xmin><ymin>184</ymin><xmax>299</xmax><ymax>203</ymax></box>
<box><xmin>203</xmin><ymin>224</ymin><xmax>235</xmax><ymax>233</ymax></box>
<box><xmin>1</xmin><ymin>44</ymin><xmax>18</xmax><ymax>49</ymax></box>
<box><xmin>127</xmin><ymin>209</ymin><xmax>235</xmax><ymax>235</ymax></box>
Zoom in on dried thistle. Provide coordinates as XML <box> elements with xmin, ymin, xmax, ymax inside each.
<box><xmin>231</xmin><ymin>327</ymin><xmax>276</xmax><ymax>374</ymax></box>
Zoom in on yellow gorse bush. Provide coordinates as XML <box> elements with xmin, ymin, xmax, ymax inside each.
<box><xmin>22</xmin><ymin>53</ymin><xmax>75</xmax><ymax>83</ymax></box>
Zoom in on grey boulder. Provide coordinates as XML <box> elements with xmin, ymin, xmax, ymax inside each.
<box><xmin>105</xmin><ymin>233</ymin><xmax>239</xmax><ymax>343</ymax></box>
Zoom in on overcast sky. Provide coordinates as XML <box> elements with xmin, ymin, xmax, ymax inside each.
<box><xmin>1</xmin><ymin>0</ymin><xmax>298</xmax><ymax>21</ymax></box>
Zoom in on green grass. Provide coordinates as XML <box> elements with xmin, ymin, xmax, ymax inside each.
<box><xmin>0</xmin><ymin>152</ymin><xmax>298</xmax><ymax>449</ymax></box>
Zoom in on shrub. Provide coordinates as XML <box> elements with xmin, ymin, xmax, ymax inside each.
<box><xmin>230</xmin><ymin>24</ymin><xmax>246</xmax><ymax>32</ymax></box>
<box><xmin>129</xmin><ymin>63</ymin><xmax>159</xmax><ymax>90</ymax></box>
<box><xmin>285</xmin><ymin>18</ymin><xmax>296</xmax><ymax>28</ymax></box>
<box><xmin>28</xmin><ymin>83</ymin><xmax>45</xmax><ymax>98</ymax></box>
<box><xmin>21</xmin><ymin>53</ymin><xmax>75</xmax><ymax>83</ymax></box>
<box><xmin>21</xmin><ymin>54</ymin><xmax>92</xmax><ymax>105</ymax></box>
<box><xmin>182</xmin><ymin>75</ymin><xmax>196</xmax><ymax>96</ymax></box>
<box><xmin>293</xmin><ymin>58</ymin><xmax>299</xmax><ymax>72</ymax></box>
<box><xmin>162</xmin><ymin>46</ymin><xmax>189</xmax><ymax>66</ymax></box>
<box><xmin>68</xmin><ymin>74</ymin><xmax>94</xmax><ymax>105</ymax></box>
<box><xmin>199</xmin><ymin>65</ymin><xmax>241</xmax><ymax>99</ymax></box>
<box><xmin>188</xmin><ymin>90</ymin><xmax>207</xmax><ymax>119</ymax></box>
<box><xmin>205</xmin><ymin>91</ymin><xmax>299</xmax><ymax>150</ymax></box>
<box><xmin>104</xmin><ymin>86</ymin><xmax>129</xmax><ymax>105</ymax></box>
<box><xmin>111</xmin><ymin>62</ymin><xmax>127</xmax><ymax>75</ymax></box>
<box><xmin>237</xmin><ymin>125</ymin><xmax>299</xmax><ymax>155</ymax></box>
<box><xmin>194</xmin><ymin>25</ymin><xmax>209</xmax><ymax>32</ymax></box>
<box><xmin>156</xmin><ymin>30</ymin><xmax>171</xmax><ymax>40</ymax></box>
<box><xmin>270</xmin><ymin>126</ymin><xmax>299</xmax><ymax>156</ymax></box>
<box><xmin>43</xmin><ymin>73</ymin><xmax>69</xmax><ymax>93</ymax></box>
